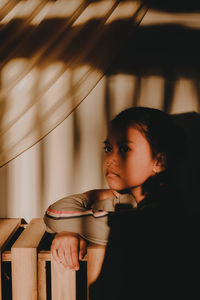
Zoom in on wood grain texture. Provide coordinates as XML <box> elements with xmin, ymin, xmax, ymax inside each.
<box><xmin>51</xmin><ymin>258</ymin><xmax>76</xmax><ymax>300</ymax></box>
<box><xmin>0</xmin><ymin>219</ymin><xmax>21</xmax><ymax>249</ymax></box>
<box><xmin>38</xmin><ymin>260</ymin><xmax>46</xmax><ymax>300</ymax></box>
<box><xmin>0</xmin><ymin>218</ymin><xmax>21</xmax><ymax>300</ymax></box>
<box><xmin>87</xmin><ymin>245</ymin><xmax>106</xmax><ymax>300</ymax></box>
<box><xmin>11</xmin><ymin>219</ymin><xmax>46</xmax><ymax>300</ymax></box>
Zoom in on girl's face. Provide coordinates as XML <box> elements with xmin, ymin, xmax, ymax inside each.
<box><xmin>103</xmin><ymin>124</ymin><xmax>162</xmax><ymax>199</ymax></box>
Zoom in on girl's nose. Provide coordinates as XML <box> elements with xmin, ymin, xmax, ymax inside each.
<box><xmin>105</xmin><ymin>153</ymin><xmax>120</xmax><ymax>166</ymax></box>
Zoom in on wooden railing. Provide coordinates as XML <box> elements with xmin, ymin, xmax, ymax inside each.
<box><xmin>0</xmin><ymin>218</ymin><xmax>105</xmax><ymax>300</ymax></box>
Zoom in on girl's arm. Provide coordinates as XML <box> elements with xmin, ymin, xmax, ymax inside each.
<box><xmin>44</xmin><ymin>190</ymin><xmax>136</xmax><ymax>242</ymax></box>
<box><xmin>44</xmin><ymin>190</ymin><xmax>136</xmax><ymax>269</ymax></box>
<box><xmin>44</xmin><ymin>190</ymin><xmax>116</xmax><ymax>244</ymax></box>
<box><xmin>43</xmin><ymin>189</ymin><xmax>113</xmax><ymax>270</ymax></box>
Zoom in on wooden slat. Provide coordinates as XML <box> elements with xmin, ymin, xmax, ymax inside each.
<box><xmin>38</xmin><ymin>250</ymin><xmax>87</xmax><ymax>262</ymax></box>
<box><xmin>87</xmin><ymin>245</ymin><xmax>106</xmax><ymax>300</ymax></box>
<box><xmin>38</xmin><ymin>250</ymin><xmax>51</xmax><ymax>261</ymax></box>
<box><xmin>38</xmin><ymin>260</ymin><xmax>46</xmax><ymax>300</ymax></box>
<box><xmin>51</xmin><ymin>259</ymin><xmax>76</xmax><ymax>300</ymax></box>
<box><xmin>11</xmin><ymin>218</ymin><xmax>46</xmax><ymax>300</ymax></box>
<box><xmin>2</xmin><ymin>250</ymin><xmax>11</xmax><ymax>262</ymax></box>
<box><xmin>0</xmin><ymin>219</ymin><xmax>21</xmax><ymax>250</ymax></box>
<box><xmin>0</xmin><ymin>218</ymin><xmax>21</xmax><ymax>300</ymax></box>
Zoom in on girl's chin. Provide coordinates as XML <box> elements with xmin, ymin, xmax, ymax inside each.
<box><xmin>106</xmin><ymin>178</ymin><xmax>133</xmax><ymax>192</ymax></box>
<box><xmin>107</xmin><ymin>184</ymin><xmax>130</xmax><ymax>193</ymax></box>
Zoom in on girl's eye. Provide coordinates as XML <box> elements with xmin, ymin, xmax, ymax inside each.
<box><xmin>120</xmin><ymin>145</ymin><xmax>130</xmax><ymax>153</ymax></box>
<box><xmin>104</xmin><ymin>145</ymin><xmax>112</xmax><ymax>153</ymax></box>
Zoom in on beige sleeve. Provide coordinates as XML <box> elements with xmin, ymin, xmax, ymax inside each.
<box><xmin>43</xmin><ymin>192</ymin><xmax>137</xmax><ymax>245</ymax></box>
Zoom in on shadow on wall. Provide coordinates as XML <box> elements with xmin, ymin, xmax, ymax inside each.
<box><xmin>143</xmin><ymin>0</ymin><xmax>200</xmax><ymax>12</ymax></box>
<box><xmin>107</xmin><ymin>23</ymin><xmax>200</xmax><ymax>112</ymax></box>
<box><xmin>0</xmin><ymin>0</ymin><xmax>146</xmax><ymax>167</ymax></box>
<box><xmin>108</xmin><ymin>25</ymin><xmax>200</xmax><ymax>77</ymax></box>
<box><xmin>1</xmin><ymin>0</ymin><xmax>200</xmax><ymax>166</ymax></box>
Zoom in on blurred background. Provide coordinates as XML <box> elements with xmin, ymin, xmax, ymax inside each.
<box><xmin>0</xmin><ymin>0</ymin><xmax>200</xmax><ymax>221</ymax></box>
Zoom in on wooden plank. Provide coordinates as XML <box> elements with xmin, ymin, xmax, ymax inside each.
<box><xmin>38</xmin><ymin>250</ymin><xmax>88</xmax><ymax>262</ymax></box>
<box><xmin>87</xmin><ymin>245</ymin><xmax>106</xmax><ymax>300</ymax></box>
<box><xmin>38</xmin><ymin>260</ymin><xmax>46</xmax><ymax>300</ymax></box>
<box><xmin>51</xmin><ymin>259</ymin><xmax>76</xmax><ymax>300</ymax></box>
<box><xmin>0</xmin><ymin>219</ymin><xmax>21</xmax><ymax>249</ymax></box>
<box><xmin>2</xmin><ymin>250</ymin><xmax>11</xmax><ymax>262</ymax></box>
<box><xmin>38</xmin><ymin>251</ymin><xmax>51</xmax><ymax>261</ymax></box>
<box><xmin>11</xmin><ymin>218</ymin><xmax>46</xmax><ymax>300</ymax></box>
<box><xmin>0</xmin><ymin>218</ymin><xmax>21</xmax><ymax>300</ymax></box>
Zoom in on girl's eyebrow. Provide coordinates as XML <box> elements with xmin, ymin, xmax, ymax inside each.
<box><xmin>120</xmin><ymin>140</ymin><xmax>134</xmax><ymax>144</ymax></box>
<box><xmin>103</xmin><ymin>140</ymin><xmax>111</xmax><ymax>144</ymax></box>
<box><xmin>104</xmin><ymin>139</ymin><xmax>134</xmax><ymax>145</ymax></box>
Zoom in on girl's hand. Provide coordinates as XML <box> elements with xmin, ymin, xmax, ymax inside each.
<box><xmin>51</xmin><ymin>231</ymin><xmax>87</xmax><ymax>270</ymax></box>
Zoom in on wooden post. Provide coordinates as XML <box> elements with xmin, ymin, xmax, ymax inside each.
<box><xmin>38</xmin><ymin>259</ymin><xmax>46</xmax><ymax>300</ymax></box>
<box><xmin>87</xmin><ymin>245</ymin><xmax>106</xmax><ymax>300</ymax></box>
<box><xmin>38</xmin><ymin>251</ymin><xmax>51</xmax><ymax>300</ymax></box>
<box><xmin>0</xmin><ymin>219</ymin><xmax>21</xmax><ymax>300</ymax></box>
<box><xmin>51</xmin><ymin>259</ymin><xmax>76</xmax><ymax>300</ymax></box>
<box><xmin>11</xmin><ymin>219</ymin><xmax>46</xmax><ymax>300</ymax></box>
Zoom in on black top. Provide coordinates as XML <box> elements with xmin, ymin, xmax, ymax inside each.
<box><xmin>89</xmin><ymin>189</ymin><xmax>200</xmax><ymax>299</ymax></box>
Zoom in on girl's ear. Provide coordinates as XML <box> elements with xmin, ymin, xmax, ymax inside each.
<box><xmin>153</xmin><ymin>153</ymin><xmax>166</xmax><ymax>174</ymax></box>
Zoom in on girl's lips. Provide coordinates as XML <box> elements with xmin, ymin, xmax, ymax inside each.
<box><xmin>106</xmin><ymin>172</ymin><xmax>120</xmax><ymax>178</ymax></box>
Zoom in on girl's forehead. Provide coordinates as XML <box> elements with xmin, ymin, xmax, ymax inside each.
<box><xmin>107</xmin><ymin>126</ymin><xmax>126</xmax><ymax>138</ymax></box>
<box><xmin>106</xmin><ymin>124</ymin><xmax>145</xmax><ymax>142</ymax></box>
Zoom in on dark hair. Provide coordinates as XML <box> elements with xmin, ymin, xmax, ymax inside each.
<box><xmin>111</xmin><ymin>106</ymin><xmax>184</xmax><ymax>197</ymax></box>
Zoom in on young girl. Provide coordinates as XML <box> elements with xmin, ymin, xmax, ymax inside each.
<box><xmin>44</xmin><ymin>106</ymin><xmax>183</xmax><ymax>271</ymax></box>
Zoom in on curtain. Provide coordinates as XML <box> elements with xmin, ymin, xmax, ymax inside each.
<box><xmin>0</xmin><ymin>0</ymin><xmax>148</xmax><ymax>167</ymax></box>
